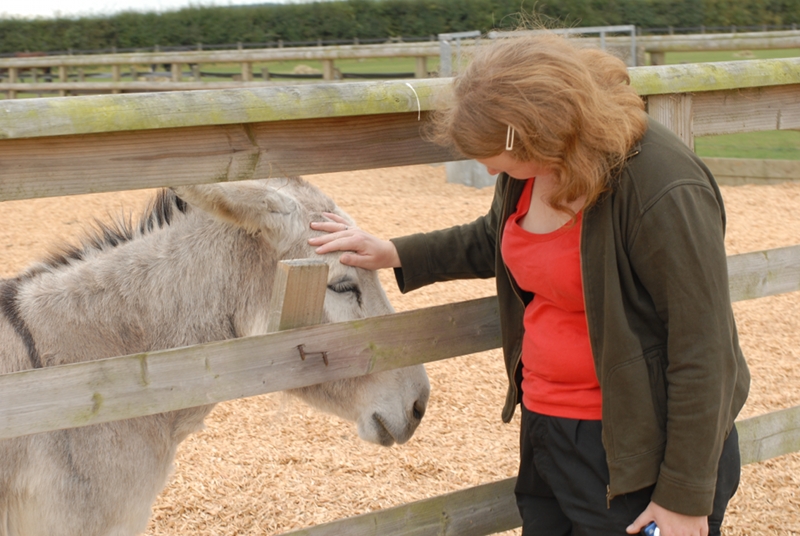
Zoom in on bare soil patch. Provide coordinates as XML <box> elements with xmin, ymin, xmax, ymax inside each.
<box><xmin>1</xmin><ymin>165</ymin><xmax>798</xmax><ymax>535</ymax></box>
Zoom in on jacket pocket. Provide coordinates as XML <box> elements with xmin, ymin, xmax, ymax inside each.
<box><xmin>603</xmin><ymin>346</ymin><xmax>667</xmax><ymax>460</ymax></box>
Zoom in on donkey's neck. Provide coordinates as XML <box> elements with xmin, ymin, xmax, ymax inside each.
<box><xmin>19</xmin><ymin>214</ymin><xmax>276</xmax><ymax>366</ymax></box>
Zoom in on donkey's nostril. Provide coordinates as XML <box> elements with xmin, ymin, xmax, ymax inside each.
<box><xmin>412</xmin><ymin>399</ymin><xmax>426</xmax><ymax>421</ymax></box>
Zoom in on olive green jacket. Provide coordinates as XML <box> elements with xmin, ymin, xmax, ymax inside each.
<box><xmin>391</xmin><ymin>119</ymin><xmax>750</xmax><ymax>517</ymax></box>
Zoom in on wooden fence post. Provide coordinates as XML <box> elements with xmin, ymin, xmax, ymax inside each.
<box><xmin>171</xmin><ymin>63</ymin><xmax>182</xmax><ymax>82</ymax></box>
<box><xmin>241</xmin><ymin>62</ymin><xmax>253</xmax><ymax>82</ymax></box>
<box><xmin>646</xmin><ymin>93</ymin><xmax>694</xmax><ymax>149</ymax></box>
<box><xmin>650</xmin><ymin>51</ymin><xmax>666</xmax><ymax>65</ymax></box>
<box><xmin>59</xmin><ymin>65</ymin><xmax>68</xmax><ymax>96</ymax></box>
<box><xmin>415</xmin><ymin>56</ymin><xmax>428</xmax><ymax>78</ymax></box>
<box><xmin>8</xmin><ymin>67</ymin><xmax>17</xmax><ymax>99</ymax></box>
<box><xmin>266</xmin><ymin>259</ymin><xmax>328</xmax><ymax>332</ymax></box>
<box><xmin>111</xmin><ymin>64</ymin><xmax>121</xmax><ymax>94</ymax></box>
<box><xmin>322</xmin><ymin>60</ymin><xmax>335</xmax><ymax>81</ymax></box>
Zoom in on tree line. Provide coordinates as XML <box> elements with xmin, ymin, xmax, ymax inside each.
<box><xmin>1</xmin><ymin>0</ymin><xmax>798</xmax><ymax>55</ymax></box>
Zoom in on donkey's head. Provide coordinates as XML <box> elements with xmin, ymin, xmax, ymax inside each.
<box><xmin>173</xmin><ymin>178</ymin><xmax>429</xmax><ymax>446</ymax></box>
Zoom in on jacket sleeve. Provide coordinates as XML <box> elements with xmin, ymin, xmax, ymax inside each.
<box><xmin>390</xmin><ymin>175</ymin><xmax>507</xmax><ymax>293</ymax></box>
<box><xmin>628</xmin><ymin>177</ymin><xmax>743</xmax><ymax>516</ymax></box>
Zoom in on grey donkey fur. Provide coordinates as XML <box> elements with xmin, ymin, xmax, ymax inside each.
<box><xmin>0</xmin><ymin>178</ymin><xmax>430</xmax><ymax>536</ymax></box>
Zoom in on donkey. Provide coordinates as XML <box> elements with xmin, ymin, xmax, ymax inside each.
<box><xmin>0</xmin><ymin>177</ymin><xmax>430</xmax><ymax>536</ymax></box>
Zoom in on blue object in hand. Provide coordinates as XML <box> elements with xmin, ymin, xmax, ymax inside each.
<box><xmin>642</xmin><ymin>521</ymin><xmax>660</xmax><ymax>536</ymax></box>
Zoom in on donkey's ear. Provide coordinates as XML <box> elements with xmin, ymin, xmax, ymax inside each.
<box><xmin>172</xmin><ymin>182</ymin><xmax>305</xmax><ymax>252</ymax></box>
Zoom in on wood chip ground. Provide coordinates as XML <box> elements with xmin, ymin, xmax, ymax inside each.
<box><xmin>1</xmin><ymin>165</ymin><xmax>797</xmax><ymax>535</ymax></box>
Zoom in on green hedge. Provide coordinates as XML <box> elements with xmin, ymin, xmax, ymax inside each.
<box><xmin>1</xmin><ymin>0</ymin><xmax>799</xmax><ymax>55</ymax></box>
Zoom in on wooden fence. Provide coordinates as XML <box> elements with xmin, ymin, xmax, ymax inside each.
<box><xmin>638</xmin><ymin>29</ymin><xmax>800</xmax><ymax>65</ymax></box>
<box><xmin>1</xmin><ymin>56</ymin><xmax>799</xmax><ymax>534</ymax></box>
<box><xmin>0</xmin><ymin>41</ymin><xmax>439</xmax><ymax>98</ymax></box>
<box><xmin>2</xmin><ymin>29</ymin><xmax>798</xmax><ymax>98</ymax></box>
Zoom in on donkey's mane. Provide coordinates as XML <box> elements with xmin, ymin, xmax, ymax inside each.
<box><xmin>31</xmin><ymin>189</ymin><xmax>188</xmax><ymax>275</ymax></box>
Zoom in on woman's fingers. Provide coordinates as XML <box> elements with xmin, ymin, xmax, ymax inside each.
<box><xmin>309</xmin><ymin>233</ymin><xmax>356</xmax><ymax>253</ymax></box>
<box><xmin>320</xmin><ymin>212</ymin><xmax>348</xmax><ymax>224</ymax></box>
<box><xmin>308</xmin><ymin>213</ymin><xmax>401</xmax><ymax>270</ymax></box>
<box><xmin>310</xmin><ymin>212</ymin><xmax>356</xmax><ymax>236</ymax></box>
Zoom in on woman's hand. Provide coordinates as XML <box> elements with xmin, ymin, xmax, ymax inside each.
<box><xmin>626</xmin><ymin>501</ymin><xmax>707</xmax><ymax>536</ymax></box>
<box><xmin>309</xmin><ymin>212</ymin><xmax>401</xmax><ymax>271</ymax></box>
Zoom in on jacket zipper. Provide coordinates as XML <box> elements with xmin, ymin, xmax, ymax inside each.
<box><xmin>592</xmin><ymin>148</ymin><xmax>640</xmax><ymax>508</ymax></box>
<box><xmin>580</xmin><ymin>197</ymin><xmax>614</xmax><ymax>508</ymax></box>
<box><xmin>499</xmin><ymin>176</ymin><xmax>527</xmax><ymax>402</ymax></box>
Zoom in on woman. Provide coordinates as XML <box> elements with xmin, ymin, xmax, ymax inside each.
<box><xmin>309</xmin><ymin>32</ymin><xmax>749</xmax><ymax>536</ymax></box>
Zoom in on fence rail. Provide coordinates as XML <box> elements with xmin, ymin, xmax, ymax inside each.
<box><xmin>1</xmin><ymin>56</ymin><xmax>799</xmax><ymax>535</ymax></box>
<box><xmin>0</xmin><ymin>41</ymin><xmax>440</xmax><ymax>98</ymax></box>
<box><xmin>282</xmin><ymin>390</ymin><xmax>800</xmax><ymax>536</ymax></box>
<box><xmin>2</xmin><ymin>29</ymin><xmax>799</xmax><ymax>97</ymax></box>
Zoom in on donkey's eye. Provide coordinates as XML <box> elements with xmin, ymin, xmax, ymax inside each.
<box><xmin>327</xmin><ymin>280</ymin><xmax>363</xmax><ymax>306</ymax></box>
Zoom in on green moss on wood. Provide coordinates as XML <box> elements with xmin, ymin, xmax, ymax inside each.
<box><xmin>630</xmin><ymin>57</ymin><xmax>800</xmax><ymax>95</ymax></box>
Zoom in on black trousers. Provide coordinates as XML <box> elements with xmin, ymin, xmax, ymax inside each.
<box><xmin>514</xmin><ymin>406</ymin><xmax>741</xmax><ymax>536</ymax></box>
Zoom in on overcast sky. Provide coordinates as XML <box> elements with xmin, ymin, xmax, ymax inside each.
<box><xmin>0</xmin><ymin>0</ymin><xmax>288</xmax><ymax>19</ymax></box>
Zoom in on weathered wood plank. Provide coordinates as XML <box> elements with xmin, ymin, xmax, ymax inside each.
<box><xmin>0</xmin><ymin>79</ymin><xmax>449</xmax><ymax>140</ymax></box>
<box><xmin>278</xmin><ymin>400</ymin><xmax>800</xmax><ymax>536</ymax></box>
<box><xmin>267</xmin><ymin>260</ymin><xmax>328</xmax><ymax>332</ymax></box>
<box><xmin>628</xmin><ymin>57</ymin><xmax>800</xmax><ymax>96</ymax></box>
<box><xmin>646</xmin><ymin>93</ymin><xmax>694</xmax><ymax>149</ymax></box>
<box><xmin>0</xmin><ymin>81</ymin><xmax>284</xmax><ymax>92</ymax></box>
<box><xmin>0</xmin><ymin>242</ymin><xmax>793</xmax><ymax>442</ymax></box>
<box><xmin>281</xmin><ymin>477</ymin><xmax>521</xmax><ymax>536</ymax></box>
<box><xmin>5</xmin><ymin>83</ymin><xmax>799</xmax><ymax>202</ymax></box>
<box><xmin>635</xmin><ymin>30</ymin><xmax>800</xmax><ymax>52</ymax></box>
<box><xmin>692</xmin><ymin>84</ymin><xmax>800</xmax><ymax>137</ymax></box>
<box><xmin>0</xmin><ymin>43</ymin><xmax>442</xmax><ymax>70</ymax></box>
<box><xmin>1</xmin><ymin>58</ymin><xmax>799</xmax><ymax>141</ymax></box>
<box><xmin>0</xmin><ymin>245</ymin><xmax>797</xmax><ymax>439</ymax></box>
<box><xmin>737</xmin><ymin>406</ymin><xmax>800</xmax><ymax>466</ymax></box>
<box><xmin>0</xmin><ymin>112</ymin><xmax>456</xmax><ymax>201</ymax></box>
<box><xmin>704</xmin><ymin>158</ymin><xmax>800</xmax><ymax>185</ymax></box>
<box><xmin>727</xmin><ymin>245</ymin><xmax>800</xmax><ymax>302</ymax></box>
<box><xmin>0</xmin><ymin>296</ymin><xmax>501</xmax><ymax>440</ymax></box>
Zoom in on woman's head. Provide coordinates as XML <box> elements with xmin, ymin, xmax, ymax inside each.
<box><xmin>430</xmin><ymin>32</ymin><xmax>648</xmax><ymax>212</ymax></box>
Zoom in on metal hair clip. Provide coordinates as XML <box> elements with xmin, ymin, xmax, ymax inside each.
<box><xmin>506</xmin><ymin>125</ymin><xmax>515</xmax><ymax>151</ymax></box>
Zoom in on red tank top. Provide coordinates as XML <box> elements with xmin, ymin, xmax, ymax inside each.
<box><xmin>501</xmin><ymin>178</ymin><xmax>602</xmax><ymax>420</ymax></box>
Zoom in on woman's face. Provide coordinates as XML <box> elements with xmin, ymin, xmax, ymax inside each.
<box><xmin>475</xmin><ymin>152</ymin><xmax>553</xmax><ymax>180</ymax></box>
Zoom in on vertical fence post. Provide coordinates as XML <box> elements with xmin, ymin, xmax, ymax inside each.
<box><xmin>171</xmin><ymin>63</ymin><xmax>182</xmax><ymax>82</ymax></box>
<box><xmin>439</xmin><ymin>40</ymin><xmax>452</xmax><ymax>77</ymax></box>
<box><xmin>415</xmin><ymin>56</ymin><xmax>428</xmax><ymax>78</ymax></box>
<box><xmin>438</xmin><ymin>30</ymin><xmax>481</xmax><ymax>77</ymax></box>
<box><xmin>7</xmin><ymin>67</ymin><xmax>17</xmax><ymax>99</ymax></box>
<box><xmin>646</xmin><ymin>94</ymin><xmax>694</xmax><ymax>150</ymax></box>
<box><xmin>266</xmin><ymin>259</ymin><xmax>328</xmax><ymax>332</ymax></box>
<box><xmin>241</xmin><ymin>62</ymin><xmax>253</xmax><ymax>82</ymax></box>
<box><xmin>650</xmin><ymin>51</ymin><xmax>666</xmax><ymax>65</ymax></box>
<box><xmin>322</xmin><ymin>60</ymin><xmax>335</xmax><ymax>81</ymax></box>
<box><xmin>31</xmin><ymin>68</ymin><xmax>42</xmax><ymax>98</ymax></box>
<box><xmin>111</xmin><ymin>64</ymin><xmax>121</xmax><ymax>94</ymax></box>
<box><xmin>58</xmin><ymin>65</ymin><xmax>68</xmax><ymax>96</ymax></box>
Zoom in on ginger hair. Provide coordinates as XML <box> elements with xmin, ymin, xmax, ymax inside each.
<box><xmin>429</xmin><ymin>31</ymin><xmax>648</xmax><ymax>214</ymax></box>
